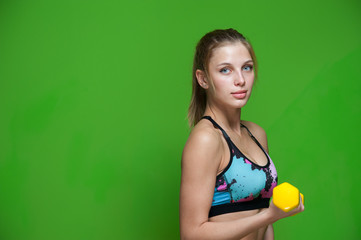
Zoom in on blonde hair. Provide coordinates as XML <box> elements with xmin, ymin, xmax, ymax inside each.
<box><xmin>187</xmin><ymin>28</ymin><xmax>258</xmax><ymax>127</ymax></box>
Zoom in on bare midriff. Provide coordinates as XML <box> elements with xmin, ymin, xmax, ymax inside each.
<box><xmin>209</xmin><ymin>208</ymin><xmax>268</xmax><ymax>240</ymax></box>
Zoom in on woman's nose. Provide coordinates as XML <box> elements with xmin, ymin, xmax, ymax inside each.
<box><xmin>234</xmin><ymin>71</ymin><xmax>245</xmax><ymax>86</ymax></box>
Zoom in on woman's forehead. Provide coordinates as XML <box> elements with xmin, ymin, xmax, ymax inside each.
<box><xmin>210</xmin><ymin>42</ymin><xmax>252</xmax><ymax>64</ymax></box>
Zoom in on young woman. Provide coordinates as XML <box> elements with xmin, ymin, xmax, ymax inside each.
<box><xmin>179</xmin><ymin>29</ymin><xmax>304</xmax><ymax>240</ymax></box>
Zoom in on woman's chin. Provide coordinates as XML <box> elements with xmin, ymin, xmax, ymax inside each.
<box><xmin>233</xmin><ymin>99</ymin><xmax>249</xmax><ymax>109</ymax></box>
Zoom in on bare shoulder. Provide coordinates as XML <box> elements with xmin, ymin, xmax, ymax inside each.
<box><xmin>182</xmin><ymin>119</ymin><xmax>223</xmax><ymax>171</ymax></box>
<box><xmin>241</xmin><ymin>120</ymin><xmax>269</xmax><ymax>153</ymax></box>
<box><xmin>189</xmin><ymin>119</ymin><xmax>221</xmax><ymax>142</ymax></box>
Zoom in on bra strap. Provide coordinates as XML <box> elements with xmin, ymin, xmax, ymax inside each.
<box><xmin>201</xmin><ymin>116</ymin><xmax>230</xmax><ymax>141</ymax></box>
<box><xmin>241</xmin><ymin>123</ymin><xmax>267</xmax><ymax>153</ymax></box>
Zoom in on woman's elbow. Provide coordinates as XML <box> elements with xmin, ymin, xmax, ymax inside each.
<box><xmin>180</xmin><ymin>231</ymin><xmax>192</xmax><ymax>240</ymax></box>
<box><xmin>180</xmin><ymin>228</ymin><xmax>196</xmax><ymax>240</ymax></box>
<box><xmin>180</xmin><ymin>222</ymin><xmax>208</xmax><ymax>240</ymax></box>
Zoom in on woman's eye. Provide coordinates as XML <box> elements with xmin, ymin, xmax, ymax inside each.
<box><xmin>243</xmin><ymin>65</ymin><xmax>253</xmax><ymax>71</ymax></box>
<box><xmin>220</xmin><ymin>68</ymin><xmax>230</xmax><ymax>74</ymax></box>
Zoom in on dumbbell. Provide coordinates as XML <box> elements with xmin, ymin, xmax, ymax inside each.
<box><xmin>272</xmin><ymin>182</ymin><xmax>304</xmax><ymax>212</ymax></box>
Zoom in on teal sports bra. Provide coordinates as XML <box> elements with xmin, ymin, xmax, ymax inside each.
<box><xmin>202</xmin><ymin>116</ymin><xmax>278</xmax><ymax>218</ymax></box>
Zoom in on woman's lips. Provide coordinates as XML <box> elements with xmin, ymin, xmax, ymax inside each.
<box><xmin>231</xmin><ymin>90</ymin><xmax>247</xmax><ymax>99</ymax></box>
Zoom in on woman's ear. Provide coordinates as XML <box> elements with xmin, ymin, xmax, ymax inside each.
<box><xmin>195</xmin><ymin>69</ymin><xmax>209</xmax><ymax>89</ymax></box>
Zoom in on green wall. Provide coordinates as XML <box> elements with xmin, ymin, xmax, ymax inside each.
<box><xmin>0</xmin><ymin>0</ymin><xmax>360</xmax><ymax>239</ymax></box>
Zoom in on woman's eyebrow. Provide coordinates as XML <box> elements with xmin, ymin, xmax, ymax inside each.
<box><xmin>216</xmin><ymin>59</ymin><xmax>253</xmax><ymax>67</ymax></box>
<box><xmin>217</xmin><ymin>62</ymin><xmax>232</xmax><ymax>67</ymax></box>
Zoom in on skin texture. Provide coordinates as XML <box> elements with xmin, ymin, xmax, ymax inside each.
<box><xmin>179</xmin><ymin>42</ymin><xmax>304</xmax><ymax>240</ymax></box>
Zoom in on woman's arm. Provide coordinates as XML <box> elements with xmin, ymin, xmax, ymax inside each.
<box><xmin>263</xmin><ymin>224</ymin><xmax>274</xmax><ymax>240</ymax></box>
<box><xmin>179</xmin><ymin>124</ymin><xmax>304</xmax><ymax>240</ymax></box>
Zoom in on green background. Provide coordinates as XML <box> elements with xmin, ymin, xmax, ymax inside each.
<box><xmin>0</xmin><ymin>0</ymin><xmax>360</xmax><ymax>239</ymax></box>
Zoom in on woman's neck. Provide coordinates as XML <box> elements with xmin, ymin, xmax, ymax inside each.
<box><xmin>203</xmin><ymin>104</ymin><xmax>242</xmax><ymax>134</ymax></box>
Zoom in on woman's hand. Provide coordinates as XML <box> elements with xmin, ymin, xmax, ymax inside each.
<box><xmin>266</xmin><ymin>195</ymin><xmax>305</xmax><ymax>222</ymax></box>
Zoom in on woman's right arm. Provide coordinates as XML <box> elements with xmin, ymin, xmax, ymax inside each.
<box><xmin>179</xmin><ymin>127</ymin><xmax>304</xmax><ymax>240</ymax></box>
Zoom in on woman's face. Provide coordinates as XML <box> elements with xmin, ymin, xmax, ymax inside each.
<box><xmin>205</xmin><ymin>41</ymin><xmax>255</xmax><ymax>110</ymax></box>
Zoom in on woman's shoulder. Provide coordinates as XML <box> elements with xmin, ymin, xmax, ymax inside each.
<box><xmin>185</xmin><ymin>119</ymin><xmax>223</xmax><ymax>150</ymax></box>
<box><xmin>241</xmin><ymin>120</ymin><xmax>269</xmax><ymax>152</ymax></box>
<box><xmin>182</xmin><ymin>119</ymin><xmax>224</xmax><ymax>165</ymax></box>
<box><xmin>240</xmin><ymin>120</ymin><xmax>266</xmax><ymax>135</ymax></box>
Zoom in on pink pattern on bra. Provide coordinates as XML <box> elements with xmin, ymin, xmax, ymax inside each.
<box><xmin>217</xmin><ymin>180</ymin><xmax>227</xmax><ymax>191</ymax></box>
<box><xmin>244</xmin><ymin>159</ymin><xmax>252</xmax><ymax>165</ymax></box>
<box><xmin>236</xmin><ymin>193</ymin><xmax>254</xmax><ymax>202</ymax></box>
<box><xmin>260</xmin><ymin>182</ymin><xmax>277</xmax><ymax>198</ymax></box>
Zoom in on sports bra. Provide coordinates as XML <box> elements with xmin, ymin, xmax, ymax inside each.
<box><xmin>202</xmin><ymin>116</ymin><xmax>278</xmax><ymax>218</ymax></box>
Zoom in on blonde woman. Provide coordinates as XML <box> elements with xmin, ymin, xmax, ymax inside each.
<box><xmin>179</xmin><ymin>29</ymin><xmax>304</xmax><ymax>240</ymax></box>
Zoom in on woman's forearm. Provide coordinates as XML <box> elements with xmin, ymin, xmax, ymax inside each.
<box><xmin>181</xmin><ymin>210</ymin><xmax>275</xmax><ymax>240</ymax></box>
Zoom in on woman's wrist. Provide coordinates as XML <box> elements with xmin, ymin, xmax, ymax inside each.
<box><xmin>259</xmin><ymin>207</ymin><xmax>278</xmax><ymax>225</ymax></box>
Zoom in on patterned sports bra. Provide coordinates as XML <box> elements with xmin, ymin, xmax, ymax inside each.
<box><xmin>202</xmin><ymin>116</ymin><xmax>278</xmax><ymax>218</ymax></box>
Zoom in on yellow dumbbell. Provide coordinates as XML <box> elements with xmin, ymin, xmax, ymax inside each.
<box><xmin>273</xmin><ymin>182</ymin><xmax>304</xmax><ymax>212</ymax></box>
